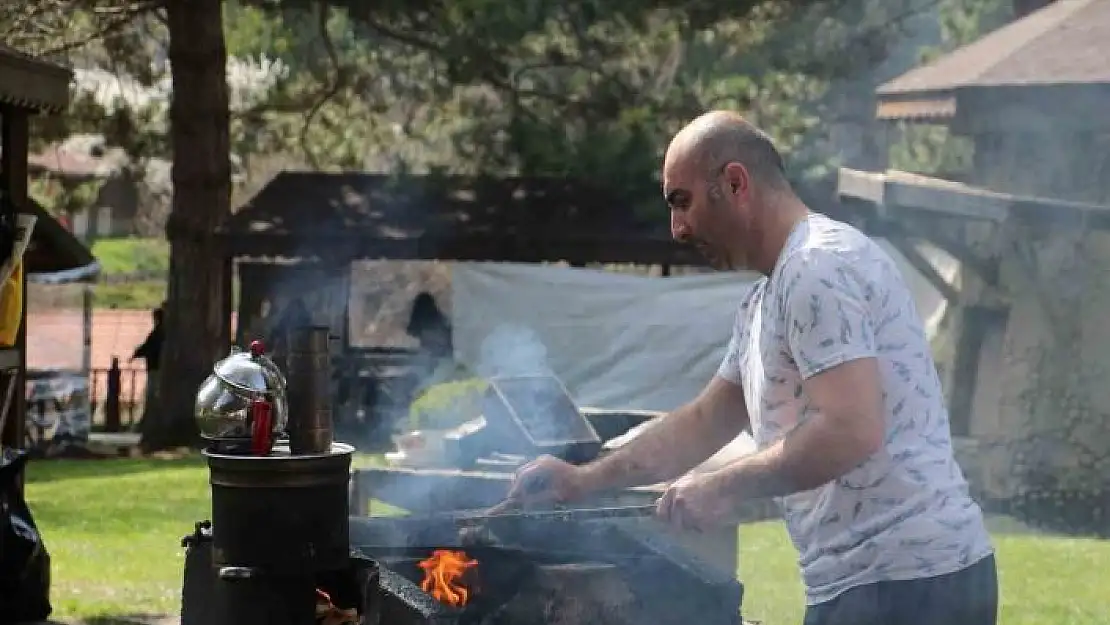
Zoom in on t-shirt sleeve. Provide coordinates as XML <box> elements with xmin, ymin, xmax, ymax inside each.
<box><xmin>781</xmin><ymin>250</ymin><xmax>877</xmax><ymax>379</ymax></box>
<box><xmin>716</xmin><ymin>322</ymin><xmax>743</xmax><ymax>385</ymax></box>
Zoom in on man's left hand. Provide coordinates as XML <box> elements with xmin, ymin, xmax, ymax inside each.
<box><xmin>654</xmin><ymin>471</ymin><xmax>734</xmax><ymax>532</ymax></box>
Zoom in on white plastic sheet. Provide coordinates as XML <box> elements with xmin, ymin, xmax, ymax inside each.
<box><xmin>451</xmin><ymin>263</ymin><xmax>755</xmax><ymax>412</ymax></box>
<box><xmin>450</xmin><ymin>240</ymin><xmax>954</xmax><ymax>414</ymax></box>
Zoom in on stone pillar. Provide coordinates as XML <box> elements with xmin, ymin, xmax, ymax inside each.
<box><xmin>988</xmin><ymin>221</ymin><xmax>1110</xmax><ymax>533</ymax></box>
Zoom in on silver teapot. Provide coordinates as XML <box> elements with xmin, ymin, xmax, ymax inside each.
<box><xmin>195</xmin><ymin>340</ymin><xmax>289</xmax><ymax>454</ymax></box>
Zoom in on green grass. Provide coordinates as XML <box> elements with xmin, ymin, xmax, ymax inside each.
<box><xmin>86</xmin><ymin>238</ymin><xmax>170</xmax><ymax>310</ymax></box>
<box><xmin>26</xmin><ymin>456</ymin><xmax>206</xmax><ymax>619</ymax></box>
<box><xmin>90</xmin><ymin>239</ymin><xmax>170</xmax><ymax>277</ymax></box>
<box><xmin>737</xmin><ymin>519</ymin><xmax>1110</xmax><ymax>625</ymax></box>
<box><xmin>24</xmin><ymin>456</ymin><xmax>1110</xmax><ymax>624</ymax></box>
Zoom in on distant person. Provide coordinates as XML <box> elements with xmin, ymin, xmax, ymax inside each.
<box><xmin>404</xmin><ymin>292</ymin><xmax>462</xmax><ymax>397</ymax></box>
<box><xmin>401</xmin><ymin>292</ymin><xmax>467</xmax><ymax>431</ymax></box>
<box><xmin>406</xmin><ymin>292</ymin><xmax>452</xmax><ymax>361</ymax></box>
<box><xmin>130</xmin><ymin>306</ymin><xmax>164</xmax><ymax>429</ymax></box>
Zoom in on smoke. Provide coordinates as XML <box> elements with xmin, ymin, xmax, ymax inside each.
<box><xmin>475</xmin><ymin>324</ymin><xmax>553</xmax><ymax>379</ymax></box>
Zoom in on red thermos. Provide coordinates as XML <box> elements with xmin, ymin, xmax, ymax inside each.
<box><xmin>249</xmin><ymin>398</ymin><xmax>274</xmax><ymax>456</ymax></box>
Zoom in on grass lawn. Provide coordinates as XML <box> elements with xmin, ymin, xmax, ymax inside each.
<box><xmin>87</xmin><ymin>238</ymin><xmax>170</xmax><ymax>310</ymax></box>
<box><xmin>90</xmin><ymin>239</ymin><xmax>170</xmax><ymax>276</ymax></box>
<box><xmin>25</xmin><ymin>456</ymin><xmax>1110</xmax><ymax>624</ymax></box>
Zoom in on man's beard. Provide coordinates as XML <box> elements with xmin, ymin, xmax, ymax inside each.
<box><xmin>696</xmin><ymin>197</ymin><xmax>741</xmax><ymax>270</ymax></box>
<box><xmin>693</xmin><ymin>238</ymin><xmax>732</xmax><ymax>270</ymax></box>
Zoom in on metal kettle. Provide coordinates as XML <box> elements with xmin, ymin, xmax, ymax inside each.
<box><xmin>195</xmin><ymin>340</ymin><xmax>288</xmax><ymax>455</ymax></box>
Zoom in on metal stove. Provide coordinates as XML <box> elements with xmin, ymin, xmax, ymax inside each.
<box><xmin>351</xmin><ymin>507</ymin><xmax>745</xmax><ymax>625</ymax></box>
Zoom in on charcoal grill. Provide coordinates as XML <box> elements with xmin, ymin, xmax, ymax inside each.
<box><xmin>351</xmin><ymin>506</ymin><xmax>745</xmax><ymax>625</ymax></box>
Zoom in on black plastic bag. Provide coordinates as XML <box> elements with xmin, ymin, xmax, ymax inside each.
<box><xmin>0</xmin><ymin>447</ymin><xmax>52</xmax><ymax>623</ymax></box>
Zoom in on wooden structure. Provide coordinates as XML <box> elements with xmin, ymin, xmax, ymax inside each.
<box><xmin>222</xmin><ymin>172</ymin><xmax>704</xmax><ymax>267</ymax></box>
<box><xmin>222</xmin><ymin>173</ymin><xmax>849</xmax><ymax>342</ymax></box>
<box><xmin>222</xmin><ymin>171</ymin><xmax>713</xmax><ymax>351</ymax></box>
<box><xmin>0</xmin><ymin>47</ymin><xmax>76</xmax><ymax>450</ymax></box>
<box><xmin>839</xmin><ymin>0</ymin><xmax>1110</xmax><ymax>532</ymax></box>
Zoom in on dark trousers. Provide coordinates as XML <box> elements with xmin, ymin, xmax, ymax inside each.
<box><xmin>803</xmin><ymin>555</ymin><xmax>998</xmax><ymax>625</ymax></box>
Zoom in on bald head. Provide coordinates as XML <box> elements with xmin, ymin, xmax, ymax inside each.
<box><xmin>665</xmin><ymin>111</ymin><xmax>787</xmax><ymax>189</ymax></box>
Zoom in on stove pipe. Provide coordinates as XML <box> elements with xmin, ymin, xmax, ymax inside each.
<box><xmin>285</xmin><ymin>325</ymin><xmax>334</xmax><ymax>455</ymax></box>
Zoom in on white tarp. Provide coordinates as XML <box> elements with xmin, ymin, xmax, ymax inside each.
<box><xmin>452</xmin><ymin>264</ymin><xmax>755</xmax><ymax>412</ymax></box>
<box><xmin>451</xmin><ymin>240</ymin><xmax>956</xmax><ymax>414</ymax></box>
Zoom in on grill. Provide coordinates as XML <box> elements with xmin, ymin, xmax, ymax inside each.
<box><xmin>351</xmin><ymin>507</ymin><xmax>745</xmax><ymax>625</ymax></box>
<box><xmin>180</xmin><ymin>331</ymin><xmax>746</xmax><ymax>625</ymax></box>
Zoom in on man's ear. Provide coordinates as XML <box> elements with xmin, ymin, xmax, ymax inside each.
<box><xmin>723</xmin><ymin>162</ymin><xmax>750</xmax><ymax>196</ymax></box>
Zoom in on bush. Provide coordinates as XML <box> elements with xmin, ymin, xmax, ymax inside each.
<box><xmin>408</xmin><ymin>377</ymin><xmax>488</xmax><ymax>432</ymax></box>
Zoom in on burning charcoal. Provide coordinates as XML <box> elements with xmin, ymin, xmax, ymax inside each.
<box><xmin>487</xmin><ymin>562</ymin><xmax>639</xmax><ymax>625</ymax></box>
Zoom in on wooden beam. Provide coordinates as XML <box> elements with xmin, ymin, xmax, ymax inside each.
<box><xmin>1</xmin><ymin>109</ymin><xmax>29</xmax><ymax>451</ymax></box>
<box><xmin>886</xmin><ymin>236</ymin><xmax>961</xmax><ymax>305</ymax></box>
<box><xmin>838</xmin><ymin>168</ymin><xmax>1010</xmax><ymax>222</ymax></box>
<box><xmin>913</xmin><ymin>227</ymin><xmax>999</xmax><ymax>287</ymax></box>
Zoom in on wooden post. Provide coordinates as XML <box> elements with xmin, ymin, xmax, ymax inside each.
<box><xmin>1</xmin><ymin>108</ymin><xmax>29</xmax><ymax>451</ymax></box>
<box><xmin>105</xmin><ymin>356</ymin><xmax>122</xmax><ymax>433</ymax></box>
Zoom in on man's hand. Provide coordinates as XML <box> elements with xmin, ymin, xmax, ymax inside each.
<box><xmin>654</xmin><ymin>472</ymin><xmax>733</xmax><ymax>532</ymax></box>
<box><xmin>496</xmin><ymin>455</ymin><xmax>590</xmax><ymax>512</ymax></box>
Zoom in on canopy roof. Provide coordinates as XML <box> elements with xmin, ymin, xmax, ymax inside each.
<box><xmin>223</xmin><ymin>172</ymin><xmax>706</xmax><ymax>266</ymax></box>
<box><xmin>23</xmin><ymin>200</ymin><xmax>99</xmax><ymax>282</ymax></box>
<box><xmin>0</xmin><ymin>45</ymin><xmax>71</xmax><ymax>112</ymax></box>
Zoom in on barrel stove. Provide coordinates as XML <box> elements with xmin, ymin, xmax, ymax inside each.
<box><xmin>182</xmin><ymin>326</ymin><xmax>375</xmax><ymax>625</ymax></box>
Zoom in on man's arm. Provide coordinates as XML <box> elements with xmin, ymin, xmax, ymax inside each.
<box><xmin>132</xmin><ymin>332</ymin><xmax>153</xmax><ymax>360</ymax></box>
<box><xmin>711</xmin><ymin>252</ymin><xmax>885</xmax><ymax>500</ymax></box>
<box><xmin>577</xmin><ymin>375</ymin><xmax>749</xmax><ymax>494</ymax></box>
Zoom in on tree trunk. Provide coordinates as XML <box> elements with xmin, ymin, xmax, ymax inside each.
<box><xmin>140</xmin><ymin>0</ymin><xmax>232</xmax><ymax>451</ymax></box>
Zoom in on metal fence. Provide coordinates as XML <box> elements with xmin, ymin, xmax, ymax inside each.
<box><xmin>89</xmin><ymin>361</ymin><xmax>145</xmax><ymax>430</ymax></box>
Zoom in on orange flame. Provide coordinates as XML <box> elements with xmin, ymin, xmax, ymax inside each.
<box><xmin>417</xmin><ymin>549</ymin><xmax>478</xmax><ymax>608</ymax></box>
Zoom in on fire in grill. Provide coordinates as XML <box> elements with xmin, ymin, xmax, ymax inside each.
<box><xmin>418</xmin><ymin>549</ymin><xmax>479</xmax><ymax>607</ymax></box>
<box><xmin>352</xmin><ymin>506</ymin><xmax>745</xmax><ymax>625</ymax></box>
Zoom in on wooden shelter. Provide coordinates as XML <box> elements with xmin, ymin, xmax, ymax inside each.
<box><xmin>221</xmin><ymin>171</ymin><xmax>712</xmax><ymax>345</ymax></box>
<box><xmin>0</xmin><ymin>47</ymin><xmax>78</xmax><ymax>449</ymax></box>
<box><xmin>223</xmin><ymin>172</ymin><xmax>704</xmax><ymax>266</ymax></box>
<box><xmin>838</xmin><ymin>0</ymin><xmax>1110</xmax><ymax>533</ymax></box>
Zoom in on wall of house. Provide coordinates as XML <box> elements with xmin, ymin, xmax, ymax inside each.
<box><xmin>964</xmin><ymin>128</ymin><xmax>1110</xmax><ymax>533</ymax></box>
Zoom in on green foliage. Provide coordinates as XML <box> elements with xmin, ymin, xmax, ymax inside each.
<box><xmin>889</xmin><ymin>0</ymin><xmax>1013</xmax><ymax>176</ymax></box>
<box><xmin>28</xmin><ymin>177</ymin><xmax>102</xmax><ymax>215</ymax></box>
<box><xmin>408</xmin><ymin>377</ymin><xmax>489</xmax><ymax>431</ymax></box>
<box><xmin>11</xmin><ymin>0</ymin><xmax>936</xmax><ymax>194</ymax></box>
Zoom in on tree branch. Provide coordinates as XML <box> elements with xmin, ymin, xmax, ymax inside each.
<box><xmin>299</xmin><ymin>1</ymin><xmax>346</xmax><ymax>169</ymax></box>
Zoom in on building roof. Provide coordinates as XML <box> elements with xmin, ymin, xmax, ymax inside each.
<box><xmin>0</xmin><ymin>45</ymin><xmax>71</xmax><ymax>112</ymax></box>
<box><xmin>876</xmin><ymin>0</ymin><xmax>1110</xmax><ymax>119</ymax></box>
<box><xmin>29</xmin><ymin>135</ymin><xmax>130</xmax><ymax>180</ymax></box>
<box><xmin>23</xmin><ymin>199</ymin><xmax>99</xmax><ymax>279</ymax></box>
<box><xmin>222</xmin><ymin>172</ymin><xmax>705</xmax><ymax>266</ymax></box>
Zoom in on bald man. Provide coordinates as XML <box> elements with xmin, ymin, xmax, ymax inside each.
<box><xmin>502</xmin><ymin>112</ymin><xmax>997</xmax><ymax>624</ymax></box>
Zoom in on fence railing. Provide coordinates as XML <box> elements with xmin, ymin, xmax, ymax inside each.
<box><xmin>89</xmin><ymin>359</ymin><xmax>146</xmax><ymax>431</ymax></box>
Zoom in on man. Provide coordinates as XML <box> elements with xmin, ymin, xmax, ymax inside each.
<box><xmin>502</xmin><ymin>111</ymin><xmax>997</xmax><ymax>624</ymax></box>
<box><xmin>130</xmin><ymin>305</ymin><xmax>165</xmax><ymax>430</ymax></box>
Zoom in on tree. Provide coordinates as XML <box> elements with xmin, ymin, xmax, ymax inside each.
<box><xmin>6</xmin><ymin>0</ymin><xmax>940</xmax><ymax>449</ymax></box>
<box><xmin>139</xmin><ymin>0</ymin><xmax>232</xmax><ymax>450</ymax></box>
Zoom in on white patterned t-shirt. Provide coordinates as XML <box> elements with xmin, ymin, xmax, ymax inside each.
<box><xmin>717</xmin><ymin>213</ymin><xmax>993</xmax><ymax>605</ymax></box>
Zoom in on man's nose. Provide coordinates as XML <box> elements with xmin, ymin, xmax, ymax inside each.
<box><xmin>671</xmin><ymin>211</ymin><xmax>691</xmax><ymax>242</ymax></box>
